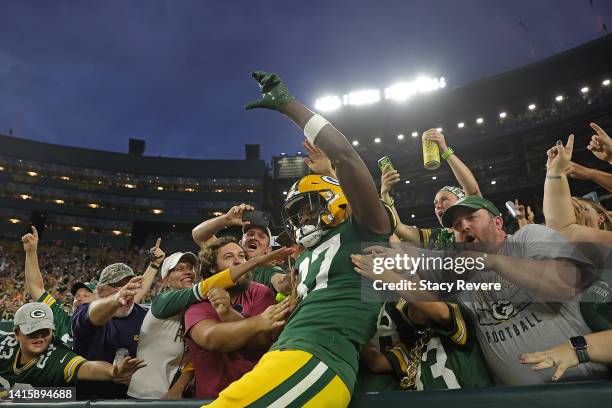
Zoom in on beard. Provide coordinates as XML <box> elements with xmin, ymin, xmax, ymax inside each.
<box><xmin>228</xmin><ymin>278</ymin><xmax>250</xmax><ymax>296</ymax></box>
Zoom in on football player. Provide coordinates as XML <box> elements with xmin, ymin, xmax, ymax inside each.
<box><xmin>203</xmin><ymin>72</ymin><xmax>395</xmax><ymax>407</ymax></box>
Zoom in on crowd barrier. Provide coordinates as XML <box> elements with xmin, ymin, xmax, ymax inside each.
<box><xmin>3</xmin><ymin>381</ymin><xmax>612</xmax><ymax>408</ymax></box>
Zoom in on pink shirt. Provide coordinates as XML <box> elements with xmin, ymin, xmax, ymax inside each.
<box><xmin>184</xmin><ymin>282</ymin><xmax>276</xmax><ymax>398</ymax></box>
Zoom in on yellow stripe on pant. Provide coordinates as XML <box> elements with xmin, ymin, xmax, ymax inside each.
<box><xmin>204</xmin><ymin>350</ymin><xmax>351</xmax><ymax>408</ymax></box>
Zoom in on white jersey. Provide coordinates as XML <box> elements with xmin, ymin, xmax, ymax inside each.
<box><xmin>127</xmin><ymin>310</ymin><xmax>185</xmax><ymax>398</ymax></box>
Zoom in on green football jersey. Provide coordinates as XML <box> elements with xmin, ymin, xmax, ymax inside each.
<box><xmin>38</xmin><ymin>292</ymin><xmax>72</xmax><ymax>348</ymax></box>
<box><xmin>0</xmin><ymin>334</ymin><xmax>86</xmax><ymax>389</ymax></box>
<box><xmin>251</xmin><ymin>265</ymin><xmax>285</xmax><ymax>294</ymax></box>
<box><xmin>271</xmin><ymin>217</ymin><xmax>387</xmax><ymax>393</ymax></box>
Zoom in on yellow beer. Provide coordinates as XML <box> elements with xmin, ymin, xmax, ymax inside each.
<box><xmin>422</xmin><ymin>129</ymin><xmax>441</xmax><ymax>170</ymax></box>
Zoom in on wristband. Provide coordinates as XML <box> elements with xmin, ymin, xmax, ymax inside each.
<box><xmin>441</xmin><ymin>147</ymin><xmax>455</xmax><ymax>160</ymax></box>
<box><xmin>303</xmin><ymin>114</ymin><xmax>330</xmax><ymax>144</ymax></box>
<box><xmin>149</xmin><ymin>263</ymin><xmax>161</xmax><ymax>270</ymax></box>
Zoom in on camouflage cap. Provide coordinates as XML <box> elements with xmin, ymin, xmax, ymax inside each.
<box><xmin>14</xmin><ymin>302</ymin><xmax>55</xmax><ymax>334</ymax></box>
<box><xmin>98</xmin><ymin>263</ymin><xmax>134</xmax><ymax>286</ymax></box>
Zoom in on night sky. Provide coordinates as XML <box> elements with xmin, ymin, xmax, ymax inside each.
<box><xmin>1</xmin><ymin>0</ymin><xmax>611</xmax><ymax>162</ymax></box>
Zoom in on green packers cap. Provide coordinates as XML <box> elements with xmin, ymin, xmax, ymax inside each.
<box><xmin>98</xmin><ymin>263</ymin><xmax>134</xmax><ymax>286</ymax></box>
<box><xmin>442</xmin><ymin>195</ymin><xmax>501</xmax><ymax>228</ymax></box>
<box><xmin>14</xmin><ymin>302</ymin><xmax>55</xmax><ymax>334</ymax></box>
<box><xmin>70</xmin><ymin>281</ymin><xmax>97</xmax><ymax>296</ymax></box>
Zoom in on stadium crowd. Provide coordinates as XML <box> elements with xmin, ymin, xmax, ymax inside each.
<box><xmin>0</xmin><ymin>71</ymin><xmax>611</xmax><ymax>406</ymax></box>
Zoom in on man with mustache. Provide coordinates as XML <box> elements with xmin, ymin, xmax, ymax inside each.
<box><xmin>70</xmin><ymin>263</ymin><xmax>146</xmax><ymax>399</ymax></box>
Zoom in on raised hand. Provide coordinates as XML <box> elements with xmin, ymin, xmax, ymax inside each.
<box><xmin>224</xmin><ymin>204</ymin><xmax>254</xmax><ymax>227</ymax></box>
<box><xmin>114</xmin><ymin>276</ymin><xmax>143</xmax><ymax>306</ymax></box>
<box><xmin>381</xmin><ymin>168</ymin><xmax>400</xmax><ymax>197</ymax></box>
<box><xmin>303</xmin><ymin>139</ymin><xmax>334</xmax><ymax>177</ymax></box>
<box><xmin>587</xmin><ymin>123</ymin><xmax>612</xmax><ymax>164</ymax></box>
<box><xmin>244</xmin><ymin>71</ymin><xmax>295</xmax><ymax>111</ymax></box>
<box><xmin>423</xmin><ymin>130</ymin><xmax>449</xmax><ymax>152</ymax></box>
<box><xmin>148</xmin><ymin>238</ymin><xmax>165</xmax><ymax>267</ymax></box>
<box><xmin>514</xmin><ymin>199</ymin><xmax>526</xmax><ymax>220</ymax></box>
<box><xmin>21</xmin><ymin>226</ymin><xmax>39</xmax><ymax>253</ymax></box>
<box><xmin>546</xmin><ymin>135</ymin><xmax>574</xmax><ymax>175</ymax></box>
<box><xmin>112</xmin><ymin>357</ymin><xmax>147</xmax><ymax>383</ymax></box>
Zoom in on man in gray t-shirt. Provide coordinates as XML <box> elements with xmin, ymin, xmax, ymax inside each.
<box><xmin>439</xmin><ymin>196</ymin><xmax>610</xmax><ymax>385</ymax></box>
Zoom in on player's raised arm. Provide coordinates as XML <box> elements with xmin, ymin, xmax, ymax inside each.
<box><xmin>245</xmin><ymin>71</ymin><xmax>392</xmax><ymax>235</ymax></box>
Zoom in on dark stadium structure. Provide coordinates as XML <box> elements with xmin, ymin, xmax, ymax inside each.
<box><xmin>0</xmin><ymin>138</ymin><xmax>265</xmax><ymax>251</ymax></box>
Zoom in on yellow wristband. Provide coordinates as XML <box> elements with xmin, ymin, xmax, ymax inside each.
<box><xmin>193</xmin><ymin>268</ymin><xmax>235</xmax><ymax>301</ymax></box>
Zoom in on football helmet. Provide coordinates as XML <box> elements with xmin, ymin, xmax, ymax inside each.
<box><xmin>282</xmin><ymin>175</ymin><xmax>349</xmax><ymax>248</ymax></box>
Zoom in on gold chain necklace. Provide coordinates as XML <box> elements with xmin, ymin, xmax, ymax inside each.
<box><xmin>12</xmin><ymin>349</ymin><xmax>39</xmax><ymax>375</ymax></box>
<box><xmin>400</xmin><ymin>330</ymin><xmax>432</xmax><ymax>389</ymax></box>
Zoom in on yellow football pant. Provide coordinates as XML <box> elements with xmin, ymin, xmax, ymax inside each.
<box><xmin>203</xmin><ymin>349</ymin><xmax>351</xmax><ymax>408</ymax></box>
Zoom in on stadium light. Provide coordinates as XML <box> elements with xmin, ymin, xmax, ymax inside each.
<box><xmin>476</xmin><ymin>117</ymin><xmax>484</xmax><ymax>124</ymax></box>
<box><xmin>246</xmin><ymin>189</ymin><xmax>255</xmax><ymax>193</ymax></box>
<box><xmin>212</xmin><ymin>211</ymin><xmax>224</xmax><ymax>217</ymax></box>
<box><xmin>374</xmin><ymin>137</ymin><xmax>381</xmax><ymax>143</ymax></box>
<box><xmin>411</xmin><ymin>214</ymin><xmax>415</xmax><ymax>218</ymax></box>
<box><xmin>436</xmin><ymin>127</ymin><xmax>443</xmax><ymax>132</ymax></box>
<box><xmin>405</xmin><ymin>180</ymin><xmax>410</xmax><ymax>184</ymax></box>
<box><xmin>411</xmin><ymin>131</ymin><xmax>418</xmax><ymax>138</ymax></box>
<box><xmin>157</xmin><ymin>186</ymin><xmax>164</xmax><ymax>191</ymax></box>
<box><xmin>88</xmin><ymin>203</ymin><xmax>99</xmax><ymax>209</ymax></box>
<box><xmin>352</xmin><ymin>140</ymin><xmax>359</xmax><ymax>146</ymax></box>
<box><xmin>499</xmin><ymin>112</ymin><xmax>507</xmax><ymax>119</ymax></box>
<box><xmin>19</xmin><ymin>194</ymin><xmax>31</xmax><ymax>200</ymax></box>
<box><xmin>0</xmin><ymin>166</ymin><xmax>4</xmax><ymax>171</ymax></box>
<box><xmin>345</xmin><ymin>89</ymin><xmax>380</xmax><ymax>106</ymax></box>
<box><xmin>27</xmin><ymin>171</ymin><xmax>38</xmax><ymax>177</ymax></box>
<box><xmin>384</xmin><ymin>76</ymin><xmax>446</xmax><ymax>101</ymax></box>
<box><xmin>580</xmin><ymin>86</ymin><xmax>589</xmax><ymax>94</ymax></box>
<box><xmin>603</xmin><ymin>79</ymin><xmax>610</xmax><ymax>86</ymax></box>
<box><xmin>491</xmin><ymin>180</ymin><xmax>497</xmax><ymax>185</ymax></box>
<box><xmin>281</xmin><ymin>152</ymin><xmax>286</xmax><ymax>156</ymax></box>
<box><xmin>112</xmin><ymin>230</ymin><xmax>122</xmax><ymax>235</ymax></box>
<box><xmin>397</xmin><ymin>134</ymin><xmax>404</xmax><ymax>140</ymax></box>
<box><xmin>432</xmin><ymin>176</ymin><xmax>437</xmax><ymax>180</ymax></box>
<box><xmin>71</xmin><ymin>226</ymin><xmax>82</xmax><ymax>232</ymax></box>
<box><xmin>54</xmin><ymin>199</ymin><xmax>64</xmax><ymax>205</ymax></box>
<box><xmin>314</xmin><ymin>95</ymin><xmax>342</xmax><ymax>112</ymax></box>
<box><xmin>555</xmin><ymin>95</ymin><xmax>564</xmax><ymax>102</ymax></box>
<box><xmin>60</xmin><ymin>176</ymin><xmax>70</xmax><ymax>181</ymax></box>
<box><xmin>282</xmin><ymin>191</ymin><xmax>287</xmax><ymax>195</ymax></box>
<box><xmin>9</xmin><ymin>218</ymin><xmax>21</xmax><ymax>224</ymax></box>
<box><xmin>528</xmin><ymin>103</ymin><xmax>536</xmax><ymax>111</ymax></box>
<box><xmin>152</xmin><ymin>209</ymin><xmax>163</xmax><ymax>214</ymax></box>
<box><xmin>457</xmin><ymin>122</ymin><xmax>465</xmax><ymax>128</ymax></box>
<box><xmin>124</xmin><ymin>183</ymin><xmax>136</xmax><ymax>189</ymax></box>
<box><xmin>184</xmin><ymin>187</ymin><xmax>195</xmax><ymax>192</ymax></box>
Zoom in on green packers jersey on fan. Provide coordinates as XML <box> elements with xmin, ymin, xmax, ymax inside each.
<box><xmin>271</xmin><ymin>217</ymin><xmax>387</xmax><ymax>393</ymax></box>
<box><xmin>251</xmin><ymin>265</ymin><xmax>285</xmax><ymax>294</ymax></box>
<box><xmin>0</xmin><ymin>334</ymin><xmax>86</xmax><ymax>389</ymax></box>
<box><xmin>413</xmin><ymin>303</ymin><xmax>492</xmax><ymax>390</ymax></box>
<box><xmin>419</xmin><ymin>228</ymin><xmax>455</xmax><ymax>250</ymax></box>
<box><xmin>38</xmin><ymin>292</ymin><xmax>72</xmax><ymax>348</ymax></box>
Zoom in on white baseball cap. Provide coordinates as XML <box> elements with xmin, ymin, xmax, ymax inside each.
<box><xmin>161</xmin><ymin>252</ymin><xmax>198</xmax><ymax>279</ymax></box>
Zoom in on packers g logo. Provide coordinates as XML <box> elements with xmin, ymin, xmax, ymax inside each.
<box><xmin>30</xmin><ymin>309</ymin><xmax>46</xmax><ymax>319</ymax></box>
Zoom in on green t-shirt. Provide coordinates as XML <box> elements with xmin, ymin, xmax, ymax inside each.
<box><xmin>251</xmin><ymin>265</ymin><xmax>285</xmax><ymax>294</ymax></box>
<box><xmin>37</xmin><ymin>292</ymin><xmax>72</xmax><ymax>348</ymax></box>
<box><xmin>0</xmin><ymin>335</ymin><xmax>86</xmax><ymax>389</ymax></box>
<box><xmin>271</xmin><ymin>217</ymin><xmax>388</xmax><ymax>393</ymax></box>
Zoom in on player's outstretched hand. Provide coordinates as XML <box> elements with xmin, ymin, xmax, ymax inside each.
<box><xmin>244</xmin><ymin>71</ymin><xmax>295</xmax><ymax>111</ymax></box>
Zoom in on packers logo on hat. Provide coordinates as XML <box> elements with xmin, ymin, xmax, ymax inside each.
<box><xmin>30</xmin><ymin>309</ymin><xmax>47</xmax><ymax>318</ymax></box>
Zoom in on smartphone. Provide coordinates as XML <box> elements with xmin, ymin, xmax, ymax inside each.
<box><xmin>242</xmin><ymin>210</ymin><xmax>271</xmax><ymax>227</ymax></box>
<box><xmin>378</xmin><ymin>156</ymin><xmax>395</xmax><ymax>172</ymax></box>
<box><xmin>505</xmin><ymin>201</ymin><xmax>520</xmax><ymax>219</ymax></box>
